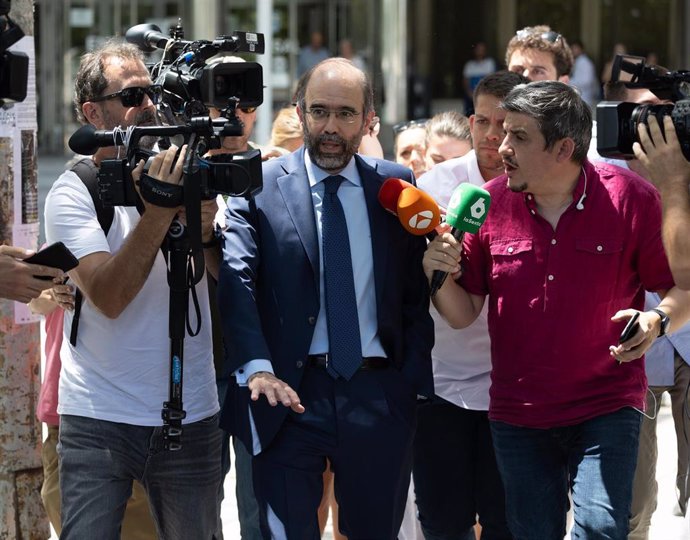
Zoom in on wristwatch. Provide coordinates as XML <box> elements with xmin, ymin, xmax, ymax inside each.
<box><xmin>650</xmin><ymin>307</ymin><xmax>670</xmax><ymax>337</ymax></box>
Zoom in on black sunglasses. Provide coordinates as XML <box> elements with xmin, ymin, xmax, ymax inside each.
<box><xmin>392</xmin><ymin>118</ymin><xmax>429</xmax><ymax>135</ymax></box>
<box><xmin>92</xmin><ymin>85</ymin><xmax>163</xmax><ymax>107</ymax></box>
<box><xmin>239</xmin><ymin>106</ymin><xmax>257</xmax><ymax>114</ymax></box>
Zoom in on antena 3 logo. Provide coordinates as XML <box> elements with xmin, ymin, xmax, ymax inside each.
<box><xmin>408</xmin><ymin>210</ymin><xmax>435</xmax><ymax>230</ymax></box>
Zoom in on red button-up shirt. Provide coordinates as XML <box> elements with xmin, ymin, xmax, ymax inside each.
<box><xmin>460</xmin><ymin>160</ymin><xmax>674</xmax><ymax>428</ymax></box>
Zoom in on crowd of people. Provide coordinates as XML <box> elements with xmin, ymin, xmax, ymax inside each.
<box><xmin>1</xmin><ymin>21</ymin><xmax>689</xmax><ymax>540</ymax></box>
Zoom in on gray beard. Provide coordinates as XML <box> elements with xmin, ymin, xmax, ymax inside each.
<box><xmin>303</xmin><ymin>129</ymin><xmax>362</xmax><ymax>173</ymax></box>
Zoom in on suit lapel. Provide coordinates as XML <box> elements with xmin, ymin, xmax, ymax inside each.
<box><xmin>277</xmin><ymin>151</ymin><xmax>320</xmax><ymax>288</ymax></box>
<box><xmin>357</xmin><ymin>155</ymin><xmax>389</xmax><ymax>309</ymax></box>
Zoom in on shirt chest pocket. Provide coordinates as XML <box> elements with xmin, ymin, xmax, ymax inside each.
<box><xmin>573</xmin><ymin>237</ymin><xmax>624</xmax><ymax>286</ymax></box>
<box><xmin>489</xmin><ymin>238</ymin><xmax>533</xmax><ymax>283</ymax></box>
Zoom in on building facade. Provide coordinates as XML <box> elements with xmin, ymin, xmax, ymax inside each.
<box><xmin>36</xmin><ymin>0</ymin><xmax>690</xmax><ymax>153</ymax></box>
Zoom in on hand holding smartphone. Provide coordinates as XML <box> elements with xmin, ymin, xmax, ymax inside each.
<box><xmin>24</xmin><ymin>242</ymin><xmax>79</xmax><ymax>279</ymax></box>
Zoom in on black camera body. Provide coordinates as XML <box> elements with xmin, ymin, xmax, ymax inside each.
<box><xmin>69</xmin><ymin>21</ymin><xmax>266</xmax><ymax>209</ymax></box>
<box><xmin>126</xmin><ymin>23</ymin><xmax>264</xmax><ymax>121</ymax></box>
<box><xmin>597</xmin><ymin>54</ymin><xmax>690</xmax><ymax>161</ymax></box>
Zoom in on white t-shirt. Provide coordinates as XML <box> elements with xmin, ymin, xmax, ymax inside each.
<box><xmin>416</xmin><ymin>150</ymin><xmax>491</xmax><ymax>410</ymax></box>
<box><xmin>45</xmin><ymin>170</ymin><xmax>219</xmax><ymax>426</ymax></box>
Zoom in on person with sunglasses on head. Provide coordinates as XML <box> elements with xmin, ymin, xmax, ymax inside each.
<box><xmin>394</xmin><ymin>118</ymin><xmax>429</xmax><ymax>178</ymax></box>
<box><xmin>44</xmin><ymin>39</ymin><xmax>222</xmax><ymax>538</ymax></box>
<box><xmin>505</xmin><ymin>25</ymin><xmax>573</xmax><ymax>83</ymax></box>
<box><xmin>218</xmin><ymin>57</ymin><xmax>433</xmax><ymax>539</ymax></box>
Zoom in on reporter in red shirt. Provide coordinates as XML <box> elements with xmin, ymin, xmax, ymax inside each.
<box><xmin>424</xmin><ymin>80</ymin><xmax>690</xmax><ymax>540</ymax></box>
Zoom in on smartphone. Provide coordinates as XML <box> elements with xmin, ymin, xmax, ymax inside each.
<box><xmin>24</xmin><ymin>242</ymin><xmax>79</xmax><ymax>278</ymax></box>
<box><xmin>619</xmin><ymin>311</ymin><xmax>641</xmax><ymax>344</ymax></box>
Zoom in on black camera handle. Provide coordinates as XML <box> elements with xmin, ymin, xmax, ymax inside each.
<box><xmin>160</xmin><ymin>132</ymin><xmax>207</xmax><ymax>451</ymax></box>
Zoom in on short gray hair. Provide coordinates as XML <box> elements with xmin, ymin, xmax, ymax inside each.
<box><xmin>74</xmin><ymin>40</ymin><xmax>145</xmax><ymax>124</ymax></box>
<box><xmin>501</xmin><ymin>80</ymin><xmax>592</xmax><ymax>164</ymax></box>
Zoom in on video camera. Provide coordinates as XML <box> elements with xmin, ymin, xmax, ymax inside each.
<box><xmin>126</xmin><ymin>21</ymin><xmax>264</xmax><ymax>123</ymax></box>
<box><xmin>0</xmin><ymin>0</ymin><xmax>28</xmax><ymax>106</ymax></box>
<box><xmin>68</xmin><ymin>20</ymin><xmax>265</xmax><ymax>208</ymax></box>
<box><xmin>597</xmin><ymin>54</ymin><xmax>690</xmax><ymax>161</ymax></box>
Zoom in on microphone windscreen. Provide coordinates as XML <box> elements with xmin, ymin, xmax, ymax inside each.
<box><xmin>125</xmin><ymin>23</ymin><xmax>167</xmax><ymax>53</ymax></box>
<box><xmin>378</xmin><ymin>178</ymin><xmax>410</xmax><ymax>215</ymax></box>
<box><xmin>445</xmin><ymin>183</ymin><xmax>491</xmax><ymax>234</ymax></box>
<box><xmin>68</xmin><ymin>125</ymin><xmax>98</xmax><ymax>156</ymax></box>
<box><xmin>396</xmin><ymin>186</ymin><xmax>441</xmax><ymax>236</ymax></box>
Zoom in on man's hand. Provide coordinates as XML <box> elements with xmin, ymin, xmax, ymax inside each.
<box><xmin>132</xmin><ymin>144</ymin><xmax>187</xmax><ymax>216</ymax></box>
<box><xmin>633</xmin><ymin>115</ymin><xmax>690</xmax><ymax>192</ymax></box>
<box><xmin>422</xmin><ymin>223</ymin><xmax>462</xmax><ymax>283</ymax></box>
<box><xmin>28</xmin><ymin>281</ymin><xmax>75</xmax><ymax>315</ymax></box>
<box><xmin>0</xmin><ymin>245</ymin><xmax>64</xmax><ymax>302</ymax></box>
<box><xmin>247</xmin><ymin>371</ymin><xmax>305</xmax><ymax>414</ymax></box>
<box><xmin>608</xmin><ymin>309</ymin><xmax>661</xmax><ymax>363</ymax></box>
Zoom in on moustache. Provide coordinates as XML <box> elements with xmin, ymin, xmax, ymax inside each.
<box><xmin>135</xmin><ymin>110</ymin><xmax>157</xmax><ymax>126</ymax></box>
<box><xmin>317</xmin><ymin>133</ymin><xmax>346</xmax><ymax>146</ymax></box>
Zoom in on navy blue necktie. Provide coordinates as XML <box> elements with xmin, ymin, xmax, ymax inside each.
<box><xmin>322</xmin><ymin>175</ymin><xmax>362</xmax><ymax>380</ymax></box>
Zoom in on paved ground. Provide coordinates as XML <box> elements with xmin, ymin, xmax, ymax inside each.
<box><xmin>39</xmin><ymin>153</ymin><xmax>688</xmax><ymax>539</ymax></box>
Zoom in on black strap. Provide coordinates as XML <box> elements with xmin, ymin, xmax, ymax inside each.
<box><xmin>71</xmin><ymin>158</ymin><xmax>114</xmax><ymax>234</ymax></box>
<box><xmin>69</xmin><ymin>158</ymin><xmax>113</xmax><ymax>346</ymax></box>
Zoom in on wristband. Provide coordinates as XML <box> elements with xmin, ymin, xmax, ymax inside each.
<box><xmin>139</xmin><ymin>174</ymin><xmax>183</xmax><ymax>207</ymax></box>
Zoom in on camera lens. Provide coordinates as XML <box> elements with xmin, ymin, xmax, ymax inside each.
<box><xmin>631</xmin><ymin>103</ymin><xmax>674</xmax><ymax>145</ymax></box>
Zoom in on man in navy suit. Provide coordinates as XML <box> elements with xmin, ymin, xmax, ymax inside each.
<box><xmin>218</xmin><ymin>57</ymin><xmax>434</xmax><ymax>539</ymax></box>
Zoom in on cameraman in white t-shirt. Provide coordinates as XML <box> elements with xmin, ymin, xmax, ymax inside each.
<box><xmin>44</xmin><ymin>40</ymin><xmax>222</xmax><ymax>539</ymax></box>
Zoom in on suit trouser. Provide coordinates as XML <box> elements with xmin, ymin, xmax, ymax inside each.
<box><xmin>252</xmin><ymin>365</ymin><xmax>417</xmax><ymax>540</ymax></box>
<box><xmin>41</xmin><ymin>424</ymin><xmax>157</xmax><ymax>539</ymax></box>
<box><xmin>629</xmin><ymin>355</ymin><xmax>690</xmax><ymax>540</ymax></box>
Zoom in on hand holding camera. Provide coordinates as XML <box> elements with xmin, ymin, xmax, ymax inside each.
<box><xmin>134</xmin><ymin>144</ymin><xmax>187</xmax><ymax>214</ymax></box>
<box><xmin>633</xmin><ymin>115</ymin><xmax>690</xmax><ymax>192</ymax></box>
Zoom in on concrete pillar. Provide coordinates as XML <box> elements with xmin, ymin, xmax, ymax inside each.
<box><xmin>0</xmin><ymin>1</ymin><xmax>50</xmax><ymax>537</ymax></box>
<box><xmin>191</xmin><ymin>0</ymin><xmax>221</xmax><ymax>40</ymax></box>
<box><xmin>38</xmin><ymin>0</ymin><xmax>65</xmax><ymax>153</ymax></box>
<box><xmin>496</xmin><ymin>0</ymin><xmax>516</xmax><ymax>63</ymax></box>
<box><xmin>380</xmin><ymin>0</ymin><xmax>406</xmax><ymax>125</ymax></box>
<box><xmin>580</xmin><ymin>0</ymin><xmax>601</xmax><ymax>65</ymax></box>
<box><xmin>256</xmin><ymin>0</ymin><xmax>273</xmax><ymax>146</ymax></box>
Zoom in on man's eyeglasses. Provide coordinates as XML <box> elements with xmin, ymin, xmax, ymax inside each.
<box><xmin>514</xmin><ymin>29</ymin><xmax>562</xmax><ymax>44</ymax></box>
<box><xmin>305</xmin><ymin>107</ymin><xmax>360</xmax><ymax>124</ymax></box>
<box><xmin>392</xmin><ymin>118</ymin><xmax>429</xmax><ymax>135</ymax></box>
<box><xmin>239</xmin><ymin>107</ymin><xmax>257</xmax><ymax>114</ymax></box>
<box><xmin>92</xmin><ymin>85</ymin><xmax>163</xmax><ymax>107</ymax></box>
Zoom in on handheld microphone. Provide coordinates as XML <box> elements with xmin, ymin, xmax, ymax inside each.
<box><xmin>430</xmin><ymin>183</ymin><xmax>491</xmax><ymax>296</ymax></box>
<box><xmin>68</xmin><ymin>125</ymin><xmax>126</xmax><ymax>156</ymax></box>
<box><xmin>396</xmin><ymin>186</ymin><xmax>441</xmax><ymax>236</ymax></box>
<box><xmin>378</xmin><ymin>178</ymin><xmax>411</xmax><ymax>215</ymax></box>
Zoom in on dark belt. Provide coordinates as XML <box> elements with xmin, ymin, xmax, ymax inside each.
<box><xmin>307</xmin><ymin>354</ymin><xmax>389</xmax><ymax>371</ymax></box>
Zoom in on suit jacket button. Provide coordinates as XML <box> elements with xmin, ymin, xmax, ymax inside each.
<box><xmin>308</xmin><ymin>316</ymin><xmax>316</xmax><ymax>325</ymax></box>
<box><xmin>296</xmin><ymin>360</ymin><xmax>304</xmax><ymax>368</ymax></box>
